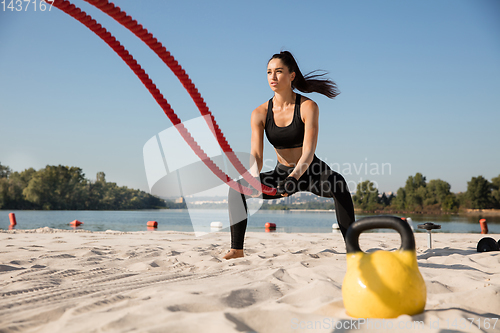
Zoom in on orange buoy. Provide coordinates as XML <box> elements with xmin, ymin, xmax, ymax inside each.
<box><xmin>265</xmin><ymin>222</ymin><xmax>276</xmax><ymax>229</ymax></box>
<box><xmin>479</xmin><ymin>219</ymin><xmax>488</xmax><ymax>234</ymax></box>
<box><xmin>147</xmin><ymin>221</ymin><xmax>158</xmax><ymax>228</ymax></box>
<box><xmin>9</xmin><ymin>213</ymin><xmax>17</xmax><ymax>226</ymax></box>
<box><xmin>70</xmin><ymin>220</ymin><xmax>83</xmax><ymax>227</ymax></box>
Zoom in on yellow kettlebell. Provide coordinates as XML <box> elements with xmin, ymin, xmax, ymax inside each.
<box><xmin>342</xmin><ymin>216</ymin><xmax>426</xmax><ymax>318</ymax></box>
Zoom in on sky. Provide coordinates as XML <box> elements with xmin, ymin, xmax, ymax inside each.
<box><xmin>0</xmin><ymin>0</ymin><xmax>499</xmax><ymax>196</ymax></box>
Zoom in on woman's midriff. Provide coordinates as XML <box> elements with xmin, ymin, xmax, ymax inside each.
<box><xmin>275</xmin><ymin>146</ymin><xmax>303</xmax><ymax>167</ymax></box>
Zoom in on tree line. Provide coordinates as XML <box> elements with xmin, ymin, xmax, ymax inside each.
<box><xmin>2</xmin><ymin>162</ymin><xmax>498</xmax><ymax>213</ymax></box>
<box><xmin>353</xmin><ymin>172</ymin><xmax>500</xmax><ymax>213</ymax></box>
<box><xmin>0</xmin><ymin>163</ymin><xmax>169</xmax><ymax>210</ymax></box>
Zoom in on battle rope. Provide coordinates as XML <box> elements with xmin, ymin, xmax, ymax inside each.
<box><xmin>84</xmin><ymin>0</ymin><xmax>276</xmax><ymax>197</ymax></box>
<box><xmin>83</xmin><ymin>0</ymin><xmax>276</xmax><ymax>196</ymax></box>
<box><xmin>51</xmin><ymin>0</ymin><xmax>278</xmax><ymax>196</ymax></box>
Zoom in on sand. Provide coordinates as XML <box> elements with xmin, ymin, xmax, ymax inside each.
<box><xmin>1</xmin><ymin>228</ymin><xmax>499</xmax><ymax>333</ymax></box>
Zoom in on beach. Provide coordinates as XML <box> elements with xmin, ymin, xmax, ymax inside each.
<box><xmin>1</xmin><ymin>229</ymin><xmax>499</xmax><ymax>333</ymax></box>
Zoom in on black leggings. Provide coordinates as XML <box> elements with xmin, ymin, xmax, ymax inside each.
<box><xmin>228</xmin><ymin>155</ymin><xmax>355</xmax><ymax>249</ymax></box>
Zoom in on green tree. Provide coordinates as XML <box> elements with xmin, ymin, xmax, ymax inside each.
<box><xmin>466</xmin><ymin>176</ymin><xmax>492</xmax><ymax>209</ymax></box>
<box><xmin>96</xmin><ymin>171</ymin><xmax>106</xmax><ymax>183</ymax></box>
<box><xmin>85</xmin><ymin>172</ymin><xmax>166</xmax><ymax>210</ymax></box>
<box><xmin>0</xmin><ymin>164</ymin><xmax>165</xmax><ymax>210</ymax></box>
<box><xmin>379</xmin><ymin>192</ymin><xmax>393</xmax><ymax>206</ymax></box>
<box><xmin>0</xmin><ymin>178</ymin><xmax>9</xmax><ymax>209</ymax></box>
<box><xmin>23</xmin><ymin>165</ymin><xmax>88</xmax><ymax>210</ymax></box>
<box><xmin>0</xmin><ymin>163</ymin><xmax>11</xmax><ymax>178</ymax></box>
<box><xmin>426</xmin><ymin>179</ymin><xmax>452</xmax><ymax>204</ymax></box>
<box><xmin>0</xmin><ymin>163</ymin><xmax>11</xmax><ymax>208</ymax></box>
<box><xmin>393</xmin><ymin>188</ymin><xmax>406</xmax><ymax>210</ymax></box>
<box><xmin>404</xmin><ymin>173</ymin><xmax>427</xmax><ymax>211</ymax></box>
<box><xmin>422</xmin><ymin>179</ymin><xmax>458</xmax><ymax>212</ymax></box>
<box><xmin>491</xmin><ymin>175</ymin><xmax>500</xmax><ymax>209</ymax></box>
<box><xmin>353</xmin><ymin>180</ymin><xmax>380</xmax><ymax>211</ymax></box>
<box><xmin>0</xmin><ymin>167</ymin><xmax>36</xmax><ymax>209</ymax></box>
<box><xmin>456</xmin><ymin>191</ymin><xmax>469</xmax><ymax>209</ymax></box>
<box><xmin>86</xmin><ymin>172</ymin><xmax>107</xmax><ymax>209</ymax></box>
<box><xmin>442</xmin><ymin>194</ymin><xmax>459</xmax><ymax>212</ymax></box>
<box><xmin>405</xmin><ymin>173</ymin><xmax>426</xmax><ymax>191</ymax></box>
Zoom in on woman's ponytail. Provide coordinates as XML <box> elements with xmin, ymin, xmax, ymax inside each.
<box><xmin>269</xmin><ymin>51</ymin><xmax>339</xmax><ymax>99</ymax></box>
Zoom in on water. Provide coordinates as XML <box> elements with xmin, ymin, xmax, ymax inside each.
<box><xmin>2</xmin><ymin>209</ymin><xmax>500</xmax><ymax>234</ymax></box>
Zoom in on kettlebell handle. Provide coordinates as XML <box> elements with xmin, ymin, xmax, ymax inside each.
<box><xmin>346</xmin><ymin>216</ymin><xmax>415</xmax><ymax>253</ymax></box>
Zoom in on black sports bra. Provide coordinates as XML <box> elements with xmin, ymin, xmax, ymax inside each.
<box><xmin>264</xmin><ymin>94</ymin><xmax>305</xmax><ymax>149</ymax></box>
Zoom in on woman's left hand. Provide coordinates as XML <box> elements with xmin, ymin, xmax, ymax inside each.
<box><xmin>278</xmin><ymin>176</ymin><xmax>299</xmax><ymax>197</ymax></box>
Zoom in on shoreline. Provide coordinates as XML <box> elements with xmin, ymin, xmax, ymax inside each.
<box><xmin>356</xmin><ymin>208</ymin><xmax>500</xmax><ymax>217</ymax></box>
<box><xmin>2</xmin><ymin>227</ymin><xmax>500</xmax><ymax>236</ymax></box>
<box><xmin>463</xmin><ymin>209</ymin><xmax>500</xmax><ymax>216</ymax></box>
<box><xmin>4</xmin><ymin>208</ymin><xmax>500</xmax><ymax>216</ymax></box>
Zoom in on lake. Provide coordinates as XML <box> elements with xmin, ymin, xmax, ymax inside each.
<box><xmin>2</xmin><ymin>209</ymin><xmax>499</xmax><ymax>234</ymax></box>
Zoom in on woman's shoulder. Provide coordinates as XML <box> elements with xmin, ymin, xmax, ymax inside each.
<box><xmin>298</xmin><ymin>95</ymin><xmax>319</xmax><ymax>112</ymax></box>
<box><xmin>252</xmin><ymin>101</ymin><xmax>269</xmax><ymax>116</ymax></box>
<box><xmin>251</xmin><ymin>101</ymin><xmax>268</xmax><ymax>127</ymax></box>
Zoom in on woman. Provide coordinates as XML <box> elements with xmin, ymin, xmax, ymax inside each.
<box><xmin>224</xmin><ymin>51</ymin><xmax>355</xmax><ymax>260</ymax></box>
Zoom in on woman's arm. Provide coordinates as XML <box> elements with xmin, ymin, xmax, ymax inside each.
<box><xmin>288</xmin><ymin>99</ymin><xmax>319</xmax><ymax>180</ymax></box>
<box><xmin>249</xmin><ymin>104</ymin><xmax>267</xmax><ymax>177</ymax></box>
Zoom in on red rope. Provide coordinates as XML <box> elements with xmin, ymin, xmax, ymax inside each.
<box><xmin>50</xmin><ymin>0</ymin><xmax>276</xmax><ymax>195</ymax></box>
<box><xmin>82</xmin><ymin>0</ymin><xmax>276</xmax><ymax>196</ymax></box>
<box><xmin>51</xmin><ymin>0</ymin><xmax>265</xmax><ymax>196</ymax></box>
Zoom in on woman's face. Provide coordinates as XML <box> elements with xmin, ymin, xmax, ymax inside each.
<box><xmin>267</xmin><ymin>58</ymin><xmax>295</xmax><ymax>92</ymax></box>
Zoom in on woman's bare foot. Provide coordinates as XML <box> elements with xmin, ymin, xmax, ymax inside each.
<box><xmin>223</xmin><ymin>249</ymin><xmax>244</xmax><ymax>260</ymax></box>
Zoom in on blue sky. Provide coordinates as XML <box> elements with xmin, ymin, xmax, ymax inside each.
<box><xmin>0</xmin><ymin>0</ymin><xmax>499</xmax><ymax>195</ymax></box>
